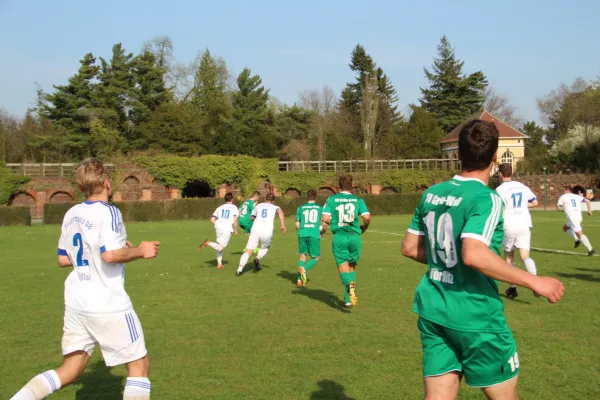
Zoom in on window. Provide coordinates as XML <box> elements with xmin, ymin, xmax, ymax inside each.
<box><xmin>501</xmin><ymin>151</ymin><xmax>514</xmax><ymax>165</ymax></box>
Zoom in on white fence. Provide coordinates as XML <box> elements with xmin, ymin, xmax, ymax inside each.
<box><xmin>278</xmin><ymin>159</ymin><xmax>461</xmax><ymax>172</ymax></box>
<box><xmin>6</xmin><ymin>163</ymin><xmax>115</xmax><ymax>178</ymax></box>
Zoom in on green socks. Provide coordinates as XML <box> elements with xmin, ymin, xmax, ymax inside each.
<box><xmin>304</xmin><ymin>258</ymin><xmax>318</xmax><ymax>272</ymax></box>
<box><xmin>339</xmin><ymin>272</ymin><xmax>352</xmax><ymax>303</ymax></box>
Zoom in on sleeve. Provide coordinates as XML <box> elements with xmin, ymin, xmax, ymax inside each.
<box><xmin>212</xmin><ymin>207</ymin><xmax>219</xmax><ymax>219</ymax></box>
<box><xmin>557</xmin><ymin>195</ymin><xmax>564</xmax><ymax>207</ymax></box>
<box><xmin>99</xmin><ymin>206</ymin><xmax>126</xmax><ymax>254</ymax></box>
<box><xmin>407</xmin><ymin>196</ymin><xmax>425</xmax><ymax>236</ymax></box>
<box><xmin>296</xmin><ymin>207</ymin><xmax>301</xmax><ymax>221</ymax></box>
<box><xmin>580</xmin><ymin>195</ymin><xmax>586</xmax><ymax>203</ymax></box>
<box><xmin>251</xmin><ymin>207</ymin><xmax>258</xmax><ymax>217</ymax></box>
<box><xmin>233</xmin><ymin>207</ymin><xmax>239</xmax><ymax>217</ymax></box>
<box><xmin>461</xmin><ymin>192</ymin><xmax>502</xmax><ymax>246</ymax></box>
<box><xmin>57</xmin><ymin>230</ymin><xmax>68</xmax><ymax>256</ymax></box>
<box><xmin>527</xmin><ymin>187</ymin><xmax>537</xmax><ymax>202</ymax></box>
<box><xmin>322</xmin><ymin>198</ymin><xmax>332</xmax><ymax>215</ymax></box>
<box><xmin>358</xmin><ymin>199</ymin><xmax>370</xmax><ymax>216</ymax></box>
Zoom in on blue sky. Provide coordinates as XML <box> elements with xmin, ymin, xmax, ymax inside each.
<box><xmin>1</xmin><ymin>0</ymin><xmax>599</xmax><ymax>124</ymax></box>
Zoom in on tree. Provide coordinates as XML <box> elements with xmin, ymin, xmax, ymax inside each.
<box><xmin>216</xmin><ymin>68</ymin><xmax>275</xmax><ymax>157</ymax></box>
<box><xmin>483</xmin><ymin>87</ymin><xmax>522</xmax><ymax>127</ymax></box>
<box><xmin>340</xmin><ymin>44</ymin><xmax>375</xmax><ymax>113</ymax></box>
<box><xmin>90</xmin><ymin>119</ymin><xmax>125</xmax><ymax>160</ymax></box>
<box><xmin>190</xmin><ymin>49</ymin><xmax>231</xmax><ymax>136</ymax></box>
<box><xmin>420</xmin><ymin>35</ymin><xmax>488</xmax><ymax>133</ymax></box>
<box><xmin>272</xmin><ymin>104</ymin><xmax>313</xmax><ymax>155</ymax></box>
<box><xmin>361</xmin><ymin>71</ymin><xmax>379</xmax><ymax>157</ymax></box>
<box><xmin>299</xmin><ymin>86</ymin><xmax>337</xmax><ymax>160</ymax></box>
<box><xmin>398</xmin><ymin>107</ymin><xmax>444</xmax><ymax>158</ymax></box>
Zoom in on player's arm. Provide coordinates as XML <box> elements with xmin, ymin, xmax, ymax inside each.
<box><xmin>250</xmin><ymin>208</ymin><xmax>257</xmax><ymax>222</ymax></box>
<box><xmin>57</xmin><ymin>233</ymin><xmax>72</xmax><ymax>268</ymax></box>
<box><xmin>57</xmin><ymin>255</ymin><xmax>72</xmax><ymax>268</ymax></box>
<box><xmin>102</xmin><ymin>242</ymin><xmax>159</xmax><ymax>264</ymax></box>
<box><xmin>100</xmin><ymin>208</ymin><xmax>159</xmax><ymax>264</ymax></box>
<box><xmin>401</xmin><ymin>198</ymin><xmax>427</xmax><ymax>265</ymax></box>
<box><xmin>462</xmin><ymin>239</ymin><xmax>563</xmax><ymax>302</ymax></box>
<box><xmin>277</xmin><ymin>208</ymin><xmax>287</xmax><ymax>234</ymax></box>
<box><xmin>358</xmin><ymin>200</ymin><xmax>371</xmax><ymax>233</ymax></box>
<box><xmin>233</xmin><ymin>215</ymin><xmax>239</xmax><ymax>235</ymax></box>
<box><xmin>210</xmin><ymin>208</ymin><xmax>218</xmax><ymax>225</ymax></box>
<box><xmin>584</xmin><ymin>198</ymin><xmax>593</xmax><ymax>216</ymax></box>
<box><xmin>528</xmin><ymin>194</ymin><xmax>538</xmax><ymax>208</ymax></box>
<box><xmin>321</xmin><ymin>200</ymin><xmax>332</xmax><ymax>225</ymax></box>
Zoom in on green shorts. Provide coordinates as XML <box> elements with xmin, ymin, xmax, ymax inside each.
<box><xmin>298</xmin><ymin>237</ymin><xmax>321</xmax><ymax>257</ymax></box>
<box><xmin>239</xmin><ymin>220</ymin><xmax>253</xmax><ymax>234</ymax></box>
<box><xmin>418</xmin><ymin>317</ymin><xmax>519</xmax><ymax>387</ymax></box>
<box><xmin>332</xmin><ymin>232</ymin><xmax>362</xmax><ymax>267</ymax></box>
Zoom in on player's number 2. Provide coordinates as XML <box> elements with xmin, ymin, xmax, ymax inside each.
<box><xmin>72</xmin><ymin>233</ymin><xmax>89</xmax><ymax>267</ymax></box>
<box><xmin>303</xmin><ymin>209</ymin><xmax>319</xmax><ymax>223</ymax></box>
<box><xmin>423</xmin><ymin>211</ymin><xmax>457</xmax><ymax>268</ymax></box>
<box><xmin>335</xmin><ymin>203</ymin><xmax>355</xmax><ymax>223</ymax></box>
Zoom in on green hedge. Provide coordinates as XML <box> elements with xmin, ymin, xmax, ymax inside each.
<box><xmin>0</xmin><ymin>206</ymin><xmax>31</xmax><ymax>226</ymax></box>
<box><xmin>0</xmin><ymin>166</ymin><xmax>30</xmax><ymax>205</ymax></box>
<box><xmin>44</xmin><ymin>194</ymin><xmax>423</xmax><ymax>224</ymax></box>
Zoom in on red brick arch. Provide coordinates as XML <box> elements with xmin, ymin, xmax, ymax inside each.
<box><xmin>49</xmin><ymin>191</ymin><xmax>74</xmax><ymax>203</ymax></box>
<box><xmin>284</xmin><ymin>188</ymin><xmax>301</xmax><ymax>198</ymax></box>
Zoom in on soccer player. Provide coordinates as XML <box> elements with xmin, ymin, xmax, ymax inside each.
<box><xmin>295</xmin><ymin>189</ymin><xmax>325</xmax><ymax>287</ymax></box>
<box><xmin>239</xmin><ymin>191</ymin><xmax>260</xmax><ymax>235</ymax></box>
<box><xmin>321</xmin><ymin>175</ymin><xmax>370</xmax><ymax>308</ymax></box>
<box><xmin>495</xmin><ymin>163</ymin><xmax>539</xmax><ymax>299</ymax></box>
<box><xmin>236</xmin><ymin>193</ymin><xmax>286</xmax><ymax>276</ymax></box>
<box><xmin>11</xmin><ymin>158</ymin><xmax>159</xmax><ymax>400</ymax></box>
<box><xmin>401</xmin><ymin>120</ymin><xmax>564</xmax><ymax>400</ymax></box>
<box><xmin>557</xmin><ymin>185</ymin><xmax>595</xmax><ymax>256</ymax></box>
<box><xmin>201</xmin><ymin>192</ymin><xmax>239</xmax><ymax>268</ymax></box>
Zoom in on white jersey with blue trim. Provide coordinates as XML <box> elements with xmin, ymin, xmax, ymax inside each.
<box><xmin>57</xmin><ymin>201</ymin><xmax>132</xmax><ymax>315</ymax></box>
<box><xmin>251</xmin><ymin>203</ymin><xmax>280</xmax><ymax>234</ymax></box>
<box><xmin>558</xmin><ymin>193</ymin><xmax>586</xmax><ymax>221</ymax></box>
<box><xmin>212</xmin><ymin>203</ymin><xmax>239</xmax><ymax>233</ymax></box>
<box><xmin>496</xmin><ymin>180</ymin><xmax>536</xmax><ymax>229</ymax></box>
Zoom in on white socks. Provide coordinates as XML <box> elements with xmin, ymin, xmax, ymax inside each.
<box><xmin>123</xmin><ymin>377</ymin><xmax>151</xmax><ymax>399</ymax></box>
<box><xmin>257</xmin><ymin>248</ymin><xmax>268</xmax><ymax>260</ymax></box>
<box><xmin>11</xmin><ymin>370</ymin><xmax>61</xmax><ymax>400</ymax></box>
<box><xmin>523</xmin><ymin>258</ymin><xmax>537</xmax><ymax>275</ymax></box>
<box><xmin>580</xmin><ymin>235</ymin><xmax>593</xmax><ymax>252</ymax></box>
<box><xmin>238</xmin><ymin>252</ymin><xmax>250</xmax><ymax>272</ymax></box>
<box><xmin>567</xmin><ymin>229</ymin><xmax>578</xmax><ymax>241</ymax></box>
<box><xmin>217</xmin><ymin>251</ymin><xmax>223</xmax><ymax>265</ymax></box>
<box><xmin>208</xmin><ymin>242</ymin><xmax>223</xmax><ymax>251</ymax></box>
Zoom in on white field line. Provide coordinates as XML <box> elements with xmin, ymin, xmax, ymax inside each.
<box><xmin>368</xmin><ymin>230</ymin><xmax>598</xmax><ymax>257</ymax></box>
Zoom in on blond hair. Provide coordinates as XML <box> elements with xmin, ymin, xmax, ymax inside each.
<box><xmin>75</xmin><ymin>158</ymin><xmax>110</xmax><ymax>197</ymax></box>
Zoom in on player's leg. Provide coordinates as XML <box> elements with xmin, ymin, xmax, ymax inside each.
<box><xmin>419</xmin><ymin>318</ymin><xmax>462</xmax><ymax>400</ymax></box>
<box><xmin>297</xmin><ymin>238</ymin><xmax>308</xmax><ymax>285</ymax></box>
<box><xmin>304</xmin><ymin>238</ymin><xmax>321</xmax><ymax>273</ymax></box>
<box><xmin>237</xmin><ymin>233</ymin><xmax>259</xmax><ymax>275</ymax></box>
<box><xmin>254</xmin><ymin>234</ymin><xmax>272</xmax><ymax>271</ymax></box>
<box><xmin>502</xmin><ymin>232</ymin><xmax>519</xmax><ymax>298</ymax></box>
<box><xmin>214</xmin><ymin>230</ymin><xmax>232</xmax><ymax>268</ymax></box>
<box><xmin>563</xmin><ymin>222</ymin><xmax>580</xmax><ymax>246</ymax></box>
<box><xmin>346</xmin><ymin>235</ymin><xmax>363</xmax><ymax>306</ymax></box>
<box><xmin>124</xmin><ymin>355</ymin><xmax>151</xmax><ymax>400</ymax></box>
<box><xmin>574</xmin><ymin>226</ymin><xmax>595</xmax><ymax>255</ymax></box>
<box><xmin>481</xmin><ymin>376</ymin><xmax>519</xmax><ymax>400</ymax></box>
<box><xmin>332</xmin><ymin>234</ymin><xmax>352</xmax><ymax>306</ymax></box>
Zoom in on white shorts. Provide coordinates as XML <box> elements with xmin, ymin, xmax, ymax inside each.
<box><xmin>246</xmin><ymin>230</ymin><xmax>273</xmax><ymax>250</ymax></box>
<box><xmin>503</xmin><ymin>227</ymin><xmax>531</xmax><ymax>251</ymax></box>
<box><xmin>566</xmin><ymin>217</ymin><xmax>582</xmax><ymax>233</ymax></box>
<box><xmin>215</xmin><ymin>228</ymin><xmax>232</xmax><ymax>248</ymax></box>
<box><xmin>62</xmin><ymin>310</ymin><xmax>147</xmax><ymax>367</ymax></box>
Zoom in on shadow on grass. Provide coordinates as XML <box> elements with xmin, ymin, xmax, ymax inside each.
<box><xmin>76</xmin><ymin>360</ymin><xmax>124</xmax><ymax>399</ymax></box>
<box><xmin>500</xmin><ymin>294</ymin><xmax>531</xmax><ymax>305</ymax></box>
<box><xmin>556</xmin><ymin>272</ymin><xmax>600</xmax><ymax>283</ymax></box>
<box><xmin>202</xmin><ymin>260</ymin><xmax>230</xmax><ymax>268</ymax></box>
<box><xmin>277</xmin><ymin>270</ymin><xmax>349</xmax><ymax>313</ymax></box>
<box><xmin>277</xmin><ymin>270</ymin><xmax>298</xmax><ymax>284</ymax></box>
<box><xmin>310</xmin><ymin>380</ymin><xmax>355</xmax><ymax>400</ymax></box>
<box><xmin>575</xmin><ymin>267</ymin><xmax>600</xmax><ymax>273</ymax></box>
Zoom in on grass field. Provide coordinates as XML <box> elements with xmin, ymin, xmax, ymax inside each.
<box><xmin>1</xmin><ymin>212</ymin><xmax>599</xmax><ymax>399</ymax></box>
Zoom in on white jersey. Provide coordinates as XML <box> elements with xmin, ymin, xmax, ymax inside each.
<box><xmin>57</xmin><ymin>201</ymin><xmax>131</xmax><ymax>316</ymax></box>
<box><xmin>496</xmin><ymin>181</ymin><xmax>537</xmax><ymax>229</ymax></box>
<box><xmin>212</xmin><ymin>203</ymin><xmax>239</xmax><ymax>233</ymax></box>
<box><xmin>558</xmin><ymin>193</ymin><xmax>586</xmax><ymax>221</ymax></box>
<box><xmin>251</xmin><ymin>203</ymin><xmax>281</xmax><ymax>234</ymax></box>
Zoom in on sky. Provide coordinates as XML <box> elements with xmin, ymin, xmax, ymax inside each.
<box><xmin>1</xmin><ymin>0</ymin><xmax>599</xmax><ymax>124</ymax></box>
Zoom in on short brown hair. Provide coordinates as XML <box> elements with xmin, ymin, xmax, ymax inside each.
<box><xmin>458</xmin><ymin>120</ymin><xmax>499</xmax><ymax>171</ymax></box>
<box><xmin>224</xmin><ymin>192</ymin><xmax>234</xmax><ymax>202</ymax></box>
<box><xmin>75</xmin><ymin>158</ymin><xmax>110</xmax><ymax>197</ymax></box>
<box><xmin>339</xmin><ymin>175</ymin><xmax>353</xmax><ymax>191</ymax></box>
<box><xmin>307</xmin><ymin>189</ymin><xmax>317</xmax><ymax>201</ymax></box>
<box><xmin>266</xmin><ymin>193</ymin><xmax>275</xmax><ymax>202</ymax></box>
<box><xmin>498</xmin><ymin>163</ymin><xmax>513</xmax><ymax>178</ymax></box>
<box><xmin>251</xmin><ymin>191</ymin><xmax>261</xmax><ymax>198</ymax></box>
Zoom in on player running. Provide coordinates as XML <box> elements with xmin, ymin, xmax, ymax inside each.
<box><xmin>322</xmin><ymin>175</ymin><xmax>370</xmax><ymax>308</ymax></box>
<box><xmin>557</xmin><ymin>185</ymin><xmax>595</xmax><ymax>256</ymax></box>
<box><xmin>239</xmin><ymin>191</ymin><xmax>260</xmax><ymax>235</ymax></box>
<box><xmin>495</xmin><ymin>163</ymin><xmax>539</xmax><ymax>299</ymax></box>
<box><xmin>401</xmin><ymin>120</ymin><xmax>564</xmax><ymax>400</ymax></box>
<box><xmin>200</xmin><ymin>192</ymin><xmax>239</xmax><ymax>268</ymax></box>
<box><xmin>236</xmin><ymin>193</ymin><xmax>286</xmax><ymax>276</ymax></box>
<box><xmin>295</xmin><ymin>189</ymin><xmax>325</xmax><ymax>287</ymax></box>
<box><xmin>11</xmin><ymin>158</ymin><xmax>159</xmax><ymax>400</ymax></box>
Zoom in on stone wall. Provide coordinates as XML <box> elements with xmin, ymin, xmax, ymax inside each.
<box><xmin>517</xmin><ymin>173</ymin><xmax>600</xmax><ymax>202</ymax></box>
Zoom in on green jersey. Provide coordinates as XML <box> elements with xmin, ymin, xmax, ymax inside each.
<box><xmin>408</xmin><ymin>175</ymin><xmax>507</xmax><ymax>333</ymax></box>
<box><xmin>239</xmin><ymin>199</ymin><xmax>255</xmax><ymax>223</ymax></box>
<box><xmin>323</xmin><ymin>192</ymin><xmax>370</xmax><ymax>235</ymax></box>
<box><xmin>296</xmin><ymin>202</ymin><xmax>323</xmax><ymax>238</ymax></box>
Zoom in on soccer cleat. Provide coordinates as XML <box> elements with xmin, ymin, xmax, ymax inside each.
<box><xmin>574</xmin><ymin>240</ymin><xmax>581</xmax><ymax>248</ymax></box>
<box><xmin>298</xmin><ymin>266</ymin><xmax>307</xmax><ymax>285</ymax></box>
<box><xmin>343</xmin><ymin>302</ymin><xmax>353</xmax><ymax>309</ymax></box>
<box><xmin>217</xmin><ymin>264</ymin><xmax>224</xmax><ymax>269</ymax></box>
<box><xmin>200</xmin><ymin>239</ymin><xmax>210</xmax><ymax>249</ymax></box>
<box><xmin>297</xmin><ymin>280</ymin><xmax>303</xmax><ymax>287</ymax></box>
<box><xmin>505</xmin><ymin>287</ymin><xmax>518</xmax><ymax>299</ymax></box>
<box><xmin>254</xmin><ymin>258</ymin><xmax>262</xmax><ymax>271</ymax></box>
<box><xmin>349</xmin><ymin>281</ymin><xmax>358</xmax><ymax>306</ymax></box>
<box><xmin>589</xmin><ymin>249</ymin><xmax>596</xmax><ymax>257</ymax></box>
<box><xmin>236</xmin><ymin>270</ymin><xmax>242</xmax><ymax>276</ymax></box>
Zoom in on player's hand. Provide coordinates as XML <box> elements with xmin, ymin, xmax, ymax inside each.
<box><xmin>360</xmin><ymin>225</ymin><xmax>367</xmax><ymax>234</ymax></box>
<box><xmin>281</xmin><ymin>226</ymin><xmax>287</xmax><ymax>234</ymax></box>
<box><xmin>126</xmin><ymin>241</ymin><xmax>133</xmax><ymax>248</ymax></box>
<box><xmin>531</xmin><ymin>276</ymin><xmax>564</xmax><ymax>303</ymax></box>
<box><xmin>139</xmin><ymin>241</ymin><xmax>160</xmax><ymax>259</ymax></box>
<box><xmin>588</xmin><ymin>211</ymin><xmax>593</xmax><ymax>216</ymax></box>
<box><xmin>234</xmin><ymin>231</ymin><xmax>238</xmax><ymax>236</ymax></box>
